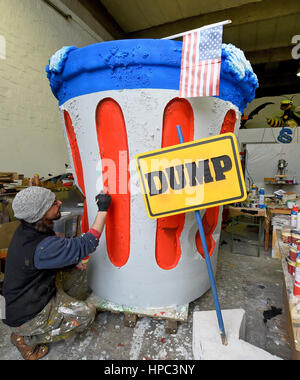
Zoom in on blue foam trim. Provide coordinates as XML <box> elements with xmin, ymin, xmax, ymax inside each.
<box><xmin>46</xmin><ymin>39</ymin><xmax>258</xmax><ymax>112</ymax></box>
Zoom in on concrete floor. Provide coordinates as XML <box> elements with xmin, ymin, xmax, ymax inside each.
<box><xmin>0</xmin><ymin>225</ymin><xmax>291</xmax><ymax>360</ymax></box>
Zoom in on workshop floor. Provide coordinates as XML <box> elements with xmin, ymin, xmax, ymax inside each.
<box><xmin>0</xmin><ymin>224</ymin><xmax>291</xmax><ymax>360</ymax></box>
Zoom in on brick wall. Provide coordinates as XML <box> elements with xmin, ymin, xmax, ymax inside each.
<box><xmin>0</xmin><ymin>0</ymin><xmax>105</xmax><ymax>178</ymax></box>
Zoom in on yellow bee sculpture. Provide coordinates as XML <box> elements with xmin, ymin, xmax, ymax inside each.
<box><xmin>267</xmin><ymin>99</ymin><xmax>300</xmax><ymax>128</ymax></box>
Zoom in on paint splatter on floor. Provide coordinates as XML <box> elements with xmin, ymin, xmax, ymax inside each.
<box><xmin>0</xmin><ymin>228</ymin><xmax>291</xmax><ymax>360</ymax></box>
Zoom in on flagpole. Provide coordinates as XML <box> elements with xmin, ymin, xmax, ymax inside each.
<box><xmin>162</xmin><ymin>20</ymin><xmax>231</xmax><ymax>40</ymax></box>
<box><xmin>176</xmin><ymin>125</ymin><xmax>228</xmax><ymax>346</ymax></box>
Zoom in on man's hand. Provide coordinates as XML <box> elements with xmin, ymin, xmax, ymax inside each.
<box><xmin>76</xmin><ymin>260</ymin><xmax>89</xmax><ymax>271</ymax></box>
<box><xmin>95</xmin><ymin>191</ymin><xmax>111</xmax><ymax>212</ymax></box>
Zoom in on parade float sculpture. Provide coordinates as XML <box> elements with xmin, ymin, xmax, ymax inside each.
<box><xmin>46</xmin><ymin>37</ymin><xmax>258</xmax><ymax>324</ymax></box>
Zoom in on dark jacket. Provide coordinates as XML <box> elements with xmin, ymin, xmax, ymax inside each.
<box><xmin>2</xmin><ymin>221</ymin><xmax>99</xmax><ymax>327</ymax></box>
<box><xmin>2</xmin><ymin>221</ymin><xmax>57</xmax><ymax>327</ymax></box>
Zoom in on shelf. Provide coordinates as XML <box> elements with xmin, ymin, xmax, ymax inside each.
<box><xmin>277</xmin><ymin>231</ymin><xmax>300</xmax><ymax>359</ymax></box>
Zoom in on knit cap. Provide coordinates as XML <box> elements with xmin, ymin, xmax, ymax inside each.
<box><xmin>12</xmin><ymin>186</ymin><xmax>56</xmax><ymax>223</ymax></box>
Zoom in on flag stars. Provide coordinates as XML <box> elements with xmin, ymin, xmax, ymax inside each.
<box><xmin>199</xmin><ymin>26</ymin><xmax>222</xmax><ymax>60</ymax></box>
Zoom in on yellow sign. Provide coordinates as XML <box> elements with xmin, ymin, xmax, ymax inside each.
<box><xmin>135</xmin><ymin>133</ymin><xmax>246</xmax><ymax>219</ymax></box>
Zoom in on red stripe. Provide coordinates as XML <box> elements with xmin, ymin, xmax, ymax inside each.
<box><xmin>195</xmin><ymin>108</ymin><xmax>236</xmax><ymax>259</ymax></box>
<box><xmin>179</xmin><ymin>35</ymin><xmax>187</xmax><ymax>97</ymax></box>
<box><xmin>190</xmin><ymin>32</ymin><xmax>198</xmax><ymax>97</ymax></box>
<box><xmin>95</xmin><ymin>98</ymin><xmax>130</xmax><ymax>268</ymax></box>
<box><xmin>193</xmin><ymin>31</ymin><xmax>201</xmax><ymax>97</ymax></box>
<box><xmin>209</xmin><ymin>59</ymin><xmax>215</xmax><ymax>96</ymax></box>
<box><xmin>220</xmin><ymin>109</ymin><xmax>237</xmax><ymax>134</ymax></box>
<box><xmin>216</xmin><ymin>59</ymin><xmax>221</xmax><ymax>96</ymax></box>
<box><xmin>184</xmin><ymin>33</ymin><xmax>192</xmax><ymax>97</ymax></box>
<box><xmin>202</xmin><ymin>60</ymin><xmax>208</xmax><ymax>96</ymax></box>
<box><xmin>63</xmin><ymin>111</ymin><xmax>89</xmax><ymax>233</ymax></box>
<box><xmin>195</xmin><ymin>207</ymin><xmax>220</xmax><ymax>258</ymax></box>
<box><xmin>155</xmin><ymin>98</ymin><xmax>194</xmax><ymax>270</ymax></box>
<box><xmin>196</xmin><ymin>60</ymin><xmax>203</xmax><ymax>97</ymax></box>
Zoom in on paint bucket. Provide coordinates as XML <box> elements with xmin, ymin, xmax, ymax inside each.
<box><xmin>281</xmin><ymin>227</ymin><xmax>291</xmax><ymax>244</ymax></box>
<box><xmin>290</xmin><ymin>246</ymin><xmax>298</xmax><ymax>262</ymax></box>
<box><xmin>46</xmin><ymin>40</ymin><xmax>257</xmax><ymax>310</ymax></box>
<box><xmin>288</xmin><ymin>244</ymin><xmax>300</xmax><ymax>277</ymax></box>
<box><xmin>287</xmin><ymin>257</ymin><xmax>296</xmax><ymax>275</ymax></box>
<box><xmin>293</xmin><ymin>252</ymin><xmax>300</xmax><ymax>297</ymax></box>
<box><xmin>291</xmin><ymin>230</ymin><xmax>300</xmax><ymax>246</ymax></box>
<box><xmin>62</xmin><ymin>178</ymin><xmax>73</xmax><ymax>187</ymax></box>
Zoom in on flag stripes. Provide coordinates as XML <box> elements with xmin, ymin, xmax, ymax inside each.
<box><xmin>179</xmin><ymin>26</ymin><xmax>222</xmax><ymax>98</ymax></box>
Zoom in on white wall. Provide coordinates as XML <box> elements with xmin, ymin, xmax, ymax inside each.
<box><xmin>238</xmin><ymin>94</ymin><xmax>300</xmax><ymax>192</ymax></box>
<box><xmin>238</xmin><ymin>127</ymin><xmax>300</xmax><ymax>193</ymax></box>
<box><xmin>238</xmin><ymin>127</ymin><xmax>300</xmax><ymax>145</ymax></box>
<box><xmin>245</xmin><ymin>143</ymin><xmax>300</xmax><ymax>194</ymax></box>
<box><xmin>0</xmin><ymin>0</ymin><xmax>108</xmax><ymax>178</ymax></box>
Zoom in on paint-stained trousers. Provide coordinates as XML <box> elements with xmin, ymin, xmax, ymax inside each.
<box><xmin>10</xmin><ymin>268</ymin><xmax>96</xmax><ymax>346</ymax></box>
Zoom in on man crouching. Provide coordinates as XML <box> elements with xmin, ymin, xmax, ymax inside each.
<box><xmin>2</xmin><ymin>186</ymin><xmax>111</xmax><ymax>360</ymax></box>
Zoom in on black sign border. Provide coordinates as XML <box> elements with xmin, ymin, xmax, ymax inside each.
<box><xmin>137</xmin><ymin>135</ymin><xmax>245</xmax><ymax>217</ymax></box>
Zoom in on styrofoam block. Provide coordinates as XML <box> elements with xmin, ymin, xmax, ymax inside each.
<box><xmin>193</xmin><ymin>309</ymin><xmax>282</xmax><ymax>360</ymax></box>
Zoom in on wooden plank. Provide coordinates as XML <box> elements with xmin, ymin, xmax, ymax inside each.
<box><xmin>272</xmin><ymin>226</ymin><xmax>281</xmax><ymax>259</ymax></box>
<box><xmin>0</xmin><ymin>172</ymin><xmax>18</xmax><ymax>180</ymax></box>
<box><xmin>87</xmin><ymin>294</ymin><xmax>189</xmax><ymax>323</ymax></box>
<box><xmin>269</xmin><ymin>207</ymin><xmax>291</xmax><ymax>215</ymax></box>
<box><xmin>228</xmin><ymin>206</ymin><xmax>267</xmax><ymax>218</ymax></box>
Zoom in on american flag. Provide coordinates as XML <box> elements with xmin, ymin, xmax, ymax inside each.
<box><xmin>179</xmin><ymin>25</ymin><xmax>223</xmax><ymax>98</ymax></box>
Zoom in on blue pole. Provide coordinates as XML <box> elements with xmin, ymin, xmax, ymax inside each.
<box><xmin>176</xmin><ymin>125</ymin><xmax>227</xmax><ymax>345</ymax></box>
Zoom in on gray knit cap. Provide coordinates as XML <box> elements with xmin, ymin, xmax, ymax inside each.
<box><xmin>12</xmin><ymin>186</ymin><xmax>56</xmax><ymax>223</ymax></box>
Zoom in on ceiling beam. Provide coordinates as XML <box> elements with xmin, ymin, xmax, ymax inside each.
<box><xmin>127</xmin><ymin>0</ymin><xmax>300</xmax><ymax>40</ymax></box>
<box><xmin>245</xmin><ymin>46</ymin><xmax>296</xmax><ymax>64</ymax></box>
<box><xmin>252</xmin><ymin>58</ymin><xmax>300</xmax><ymax>97</ymax></box>
<box><xmin>255</xmin><ymin>82</ymin><xmax>300</xmax><ymax>98</ymax></box>
<box><xmin>53</xmin><ymin>0</ymin><xmax>114</xmax><ymax>41</ymax></box>
<box><xmin>76</xmin><ymin>0</ymin><xmax>126</xmax><ymax>40</ymax></box>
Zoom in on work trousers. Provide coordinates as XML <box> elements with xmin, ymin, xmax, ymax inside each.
<box><xmin>10</xmin><ymin>267</ymin><xmax>96</xmax><ymax>346</ymax></box>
